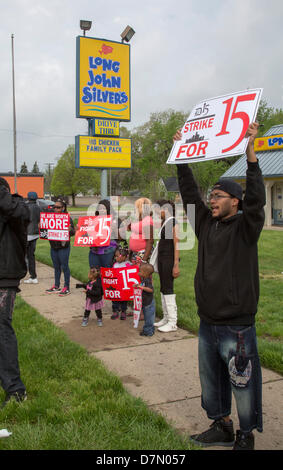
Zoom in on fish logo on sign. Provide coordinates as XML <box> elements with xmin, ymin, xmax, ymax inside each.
<box><xmin>99</xmin><ymin>44</ymin><xmax>113</xmax><ymax>56</ymax></box>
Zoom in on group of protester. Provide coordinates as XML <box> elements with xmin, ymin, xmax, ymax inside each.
<box><xmin>39</xmin><ymin>195</ymin><xmax>180</xmax><ymax>337</ymax></box>
<box><xmin>0</xmin><ymin>122</ymin><xmax>266</xmax><ymax>450</ymax></box>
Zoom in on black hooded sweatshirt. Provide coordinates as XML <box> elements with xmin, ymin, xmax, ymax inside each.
<box><xmin>177</xmin><ymin>160</ymin><xmax>265</xmax><ymax>325</ymax></box>
<box><xmin>0</xmin><ymin>185</ymin><xmax>30</xmax><ymax>288</ymax></box>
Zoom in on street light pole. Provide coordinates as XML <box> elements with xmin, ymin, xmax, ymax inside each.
<box><xmin>11</xmin><ymin>34</ymin><xmax>17</xmax><ymax>193</ymax></box>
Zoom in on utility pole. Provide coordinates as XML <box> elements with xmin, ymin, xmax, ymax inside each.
<box><xmin>11</xmin><ymin>34</ymin><xmax>17</xmax><ymax>192</ymax></box>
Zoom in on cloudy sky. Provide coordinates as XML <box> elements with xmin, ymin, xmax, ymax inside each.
<box><xmin>1</xmin><ymin>0</ymin><xmax>282</xmax><ymax>174</ymax></box>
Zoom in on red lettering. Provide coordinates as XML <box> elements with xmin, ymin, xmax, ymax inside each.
<box><xmin>197</xmin><ymin>141</ymin><xmax>208</xmax><ymax>156</ymax></box>
<box><xmin>186</xmin><ymin>143</ymin><xmax>197</xmax><ymax>157</ymax></box>
<box><xmin>176</xmin><ymin>144</ymin><xmax>188</xmax><ymax>158</ymax></box>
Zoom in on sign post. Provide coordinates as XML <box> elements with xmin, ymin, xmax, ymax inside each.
<box><xmin>76</xmin><ymin>35</ymin><xmax>132</xmax><ymax>198</ymax></box>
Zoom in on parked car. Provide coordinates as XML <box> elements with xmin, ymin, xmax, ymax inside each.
<box><xmin>36</xmin><ymin>199</ymin><xmax>55</xmax><ymax>212</ymax></box>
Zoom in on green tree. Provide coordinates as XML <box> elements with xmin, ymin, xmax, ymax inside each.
<box><xmin>20</xmin><ymin>162</ymin><xmax>28</xmax><ymax>173</ymax></box>
<box><xmin>31</xmin><ymin>161</ymin><xmax>40</xmax><ymax>173</ymax></box>
<box><xmin>51</xmin><ymin>145</ymin><xmax>100</xmax><ymax>206</ymax></box>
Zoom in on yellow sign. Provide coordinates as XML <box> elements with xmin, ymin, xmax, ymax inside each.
<box><xmin>76</xmin><ymin>36</ymin><xmax>130</xmax><ymax>121</ymax></box>
<box><xmin>75</xmin><ymin>136</ymin><xmax>131</xmax><ymax>169</ymax></box>
<box><xmin>93</xmin><ymin>119</ymin><xmax>120</xmax><ymax>136</ymax></box>
<box><xmin>254</xmin><ymin>134</ymin><xmax>283</xmax><ymax>152</ymax></box>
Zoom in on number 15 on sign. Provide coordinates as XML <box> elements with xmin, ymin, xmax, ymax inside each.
<box><xmin>167</xmin><ymin>88</ymin><xmax>263</xmax><ymax>165</ymax></box>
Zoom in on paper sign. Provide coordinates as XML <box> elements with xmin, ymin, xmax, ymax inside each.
<box><xmin>133</xmin><ymin>287</ymin><xmax>143</xmax><ymax>328</ymax></box>
<box><xmin>133</xmin><ymin>287</ymin><xmax>142</xmax><ymax>312</ymax></box>
<box><xmin>101</xmin><ymin>266</ymin><xmax>140</xmax><ymax>301</ymax></box>
<box><xmin>74</xmin><ymin>215</ymin><xmax>112</xmax><ymax>247</ymax></box>
<box><xmin>40</xmin><ymin>213</ymin><xmax>70</xmax><ymax>241</ymax></box>
<box><xmin>167</xmin><ymin>88</ymin><xmax>263</xmax><ymax>164</ymax></box>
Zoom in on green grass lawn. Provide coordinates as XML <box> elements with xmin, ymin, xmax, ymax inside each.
<box><xmin>35</xmin><ymin>229</ymin><xmax>283</xmax><ymax>375</ymax></box>
<box><xmin>0</xmin><ymin>297</ymin><xmax>193</xmax><ymax>450</ymax></box>
<box><xmin>0</xmin><ymin>230</ymin><xmax>281</xmax><ymax>450</ymax></box>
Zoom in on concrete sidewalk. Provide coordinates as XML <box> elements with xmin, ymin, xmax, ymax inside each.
<box><xmin>19</xmin><ymin>262</ymin><xmax>283</xmax><ymax>451</ymax></box>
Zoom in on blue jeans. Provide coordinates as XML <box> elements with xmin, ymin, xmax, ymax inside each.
<box><xmin>142</xmin><ymin>299</ymin><xmax>155</xmax><ymax>336</ymax></box>
<box><xmin>0</xmin><ymin>288</ymin><xmax>25</xmax><ymax>395</ymax></box>
<box><xmin>89</xmin><ymin>247</ymin><xmax>116</xmax><ymax>269</ymax></box>
<box><xmin>50</xmin><ymin>246</ymin><xmax>71</xmax><ymax>289</ymax></box>
<box><xmin>198</xmin><ymin>320</ymin><xmax>263</xmax><ymax>433</ymax></box>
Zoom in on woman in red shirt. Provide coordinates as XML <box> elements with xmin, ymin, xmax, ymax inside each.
<box><xmin>128</xmin><ymin>198</ymin><xmax>154</xmax><ymax>265</ymax></box>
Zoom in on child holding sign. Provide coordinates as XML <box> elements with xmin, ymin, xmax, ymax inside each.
<box><xmin>79</xmin><ymin>268</ymin><xmax>104</xmax><ymax>327</ymax></box>
<box><xmin>111</xmin><ymin>247</ymin><xmax>131</xmax><ymax>320</ymax></box>
<box><xmin>137</xmin><ymin>263</ymin><xmax>155</xmax><ymax>337</ymax></box>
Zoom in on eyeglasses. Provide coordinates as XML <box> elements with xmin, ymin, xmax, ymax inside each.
<box><xmin>54</xmin><ymin>205</ymin><xmax>63</xmax><ymax>209</ymax></box>
<box><xmin>209</xmin><ymin>194</ymin><xmax>233</xmax><ymax>201</ymax></box>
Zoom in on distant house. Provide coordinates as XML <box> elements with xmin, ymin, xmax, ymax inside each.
<box><xmin>0</xmin><ymin>173</ymin><xmax>44</xmax><ymax>199</ymax></box>
<box><xmin>221</xmin><ymin>124</ymin><xmax>283</xmax><ymax>227</ymax></box>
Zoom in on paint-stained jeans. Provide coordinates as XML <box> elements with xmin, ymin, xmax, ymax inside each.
<box><xmin>0</xmin><ymin>288</ymin><xmax>26</xmax><ymax>395</ymax></box>
<box><xmin>198</xmin><ymin>319</ymin><xmax>263</xmax><ymax>433</ymax></box>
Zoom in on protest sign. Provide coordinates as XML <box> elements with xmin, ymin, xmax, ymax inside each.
<box><xmin>167</xmin><ymin>88</ymin><xmax>263</xmax><ymax>165</ymax></box>
<box><xmin>133</xmin><ymin>287</ymin><xmax>142</xmax><ymax>328</ymax></box>
<box><xmin>74</xmin><ymin>215</ymin><xmax>112</xmax><ymax>247</ymax></box>
<box><xmin>101</xmin><ymin>266</ymin><xmax>140</xmax><ymax>301</ymax></box>
<box><xmin>40</xmin><ymin>212</ymin><xmax>70</xmax><ymax>241</ymax></box>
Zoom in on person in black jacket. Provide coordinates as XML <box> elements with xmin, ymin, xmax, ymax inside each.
<box><xmin>45</xmin><ymin>199</ymin><xmax>75</xmax><ymax>296</ymax></box>
<box><xmin>24</xmin><ymin>191</ymin><xmax>41</xmax><ymax>284</ymax></box>
<box><xmin>0</xmin><ymin>177</ymin><xmax>30</xmax><ymax>406</ymax></box>
<box><xmin>174</xmin><ymin>122</ymin><xmax>265</xmax><ymax>450</ymax></box>
<box><xmin>79</xmin><ymin>267</ymin><xmax>104</xmax><ymax>327</ymax></box>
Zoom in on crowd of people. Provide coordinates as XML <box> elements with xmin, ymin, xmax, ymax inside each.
<box><xmin>0</xmin><ymin>122</ymin><xmax>267</xmax><ymax>450</ymax></box>
<box><xmin>40</xmin><ymin>195</ymin><xmax>181</xmax><ymax>337</ymax></box>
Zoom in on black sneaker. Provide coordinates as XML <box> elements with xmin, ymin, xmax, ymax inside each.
<box><xmin>233</xmin><ymin>430</ymin><xmax>254</xmax><ymax>450</ymax></box>
<box><xmin>2</xmin><ymin>390</ymin><xmax>27</xmax><ymax>408</ymax></box>
<box><xmin>190</xmin><ymin>419</ymin><xmax>235</xmax><ymax>447</ymax></box>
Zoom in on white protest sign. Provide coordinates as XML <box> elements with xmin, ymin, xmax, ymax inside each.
<box><xmin>167</xmin><ymin>88</ymin><xmax>263</xmax><ymax>165</ymax></box>
<box><xmin>133</xmin><ymin>287</ymin><xmax>142</xmax><ymax>328</ymax></box>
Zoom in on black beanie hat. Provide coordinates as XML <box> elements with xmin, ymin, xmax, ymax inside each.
<box><xmin>212</xmin><ymin>179</ymin><xmax>243</xmax><ymax>210</ymax></box>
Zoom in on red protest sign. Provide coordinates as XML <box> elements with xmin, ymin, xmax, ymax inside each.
<box><xmin>101</xmin><ymin>266</ymin><xmax>140</xmax><ymax>301</ymax></box>
<box><xmin>133</xmin><ymin>287</ymin><xmax>142</xmax><ymax>312</ymax></box>
<box><xmin>40</xmin><ymin>212</ymin><xmax>70</xmax><ymax>241</ymax></box>
<box><xmin>74</xmin><ymin>215</ymin><xmax>112</xmax><ymax>247</ymax></box>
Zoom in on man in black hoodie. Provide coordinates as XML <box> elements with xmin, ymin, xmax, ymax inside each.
<box><xmin>175</xmin><ymin>123</ymin><xmax>265</xmax><ymax>450</ymax></box>
<box><xmin>0</xmin><ymin>177</ymin><xmax>30</xmax><ymax>406</ymax></box>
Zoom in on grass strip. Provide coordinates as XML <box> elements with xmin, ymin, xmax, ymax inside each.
<box><xmin>0</xmin><ymin>297</ymin><xmax>193</xmax><ymax>450</ymax></box>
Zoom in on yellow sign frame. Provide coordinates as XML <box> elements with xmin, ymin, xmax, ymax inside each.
<box><xmin>76</xmin><ymin>36</ymin><xmax>131</xmax><ymax>121</ymax></box>
<box><xmin>254</xmin><ymin>134</ymin><xmax>283</xmax><ymax>152</ymax></box>
<box><xmin>75</xmin><ymin>135</ymin><xmax>131</xmax><ymax>169</ymax></box>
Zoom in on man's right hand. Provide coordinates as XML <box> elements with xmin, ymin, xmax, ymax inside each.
<box><xmin>173</xmin><ymin>129</ymin><xmax>182</xmax><ymax>141</ymax></box>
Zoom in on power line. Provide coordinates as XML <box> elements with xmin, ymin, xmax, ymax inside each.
<box><xmin>0</xmin><ymin>128</ymin><xmax>78</xmax><ymax>138</ymax></box>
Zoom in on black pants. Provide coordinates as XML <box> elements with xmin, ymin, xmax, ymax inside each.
<box><xmin>84</xmin><ymin>309</ymin><xmax>102</xmax><ymax>319</ymax></box>
<box><xmin>0</xmin><ymin>288</ymin><xmax>25</xmax><ymax>395</ymax></box>
<box><xmin>26</xmin><ymin>239</ymin><xmax>37</xmax><ymax>279</ymax></box>
<box><xmin>112</xmin><ymin>301</ymin><xmax>128</xmax><ymax>313</ymax></box>
<box><xmin>158</xmin><ymin>255</ymin><xmax>174</xmax><ymax>295</ymax></box>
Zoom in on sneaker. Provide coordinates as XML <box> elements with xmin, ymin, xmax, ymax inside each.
<box><xmin>97</xmin><ymin>319</ymin><xmax>103</xmax><ymax>327</ymax></box>
<box><xmin>2</xmin><ymin>390</ymin><xmax>27</xmax><ymax>408</ymax></box>
<box><xmin>140</xmin><ymin>331</ymin><xmax>154</xmax><ymax>337</ymax></box>
<box><xmin>24</xmin><ymin>278</ymin><xmax>38</xmax><ymax>284</ymax></box>
<box><xmin>46</xmin><ymin>285</ymin><xmax>60</xmax><ymax>293</ymax></box>
<box><xmin>81</xmin><ymin>317</ymin><xmax>89</xmax><ymax>327</ymax></box>
<box><xmin>190</xmin><ymin>419</ymin><xmax>235</xmax><ymax>448</ymax></box>
<box><xmin>120</xmin><ymin>312</ymin><xmax>126</xmax><ymax>320</ymax></box>
<box><xmin>111</xmin><ymin>312</ymin><xmax>119</xmax><ymax>319</ymax></box>
<box><xmin>233</xmin><ymin>430</ymin><xmax>254</xmax><ymax>450</ymax></box>
<box><xmin>59</xmin><ymin>287</ymin><xmax>70</xmax><ymax>296</ymax></box>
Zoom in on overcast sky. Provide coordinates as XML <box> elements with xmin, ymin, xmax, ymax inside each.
<box><xmin>1</xmin><ymin>0</ymin><xmax>282</xmax><ymax>174</ymax></box>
